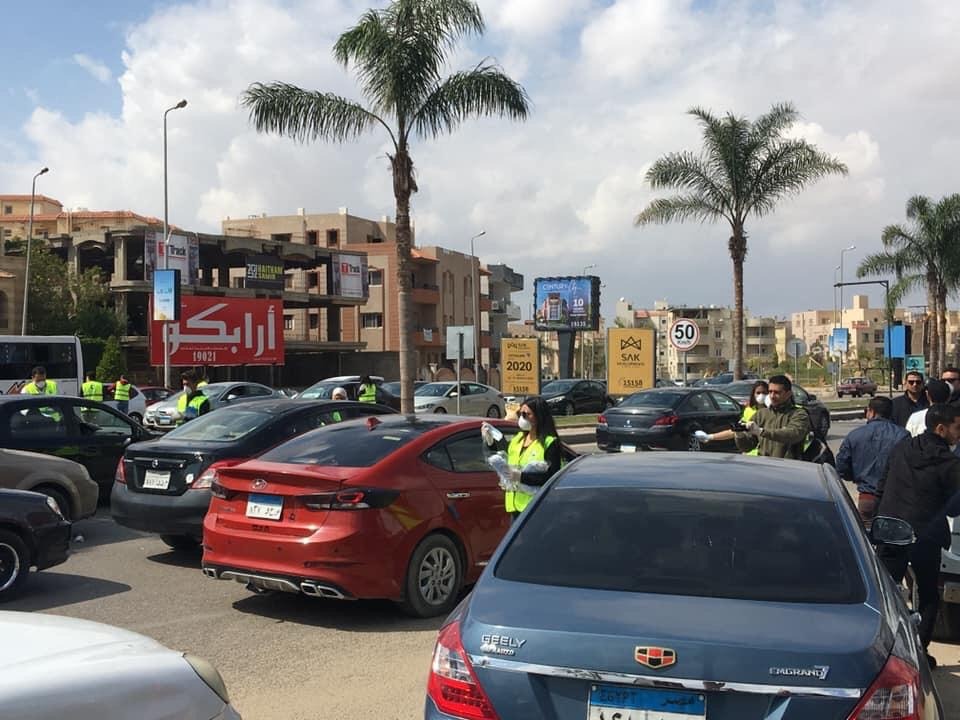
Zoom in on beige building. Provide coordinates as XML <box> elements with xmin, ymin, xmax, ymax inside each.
<box><xmin>0</xmin><ymin>256</ymin><xmax>25</xmax><ymax>333</ymax></box>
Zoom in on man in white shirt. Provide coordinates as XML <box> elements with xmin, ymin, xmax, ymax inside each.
<box><xmin>906</xmin><ymin>379</ymin><xmax>951</xmax><ymax>436</ymax></box>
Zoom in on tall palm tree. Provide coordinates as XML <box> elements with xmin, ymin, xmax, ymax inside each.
<box><xmin>858</xmin><ymin>194</ymin><xmax>960</xmax><ymax>377</ymax></box>
<box><xmin>635</xmin><ymin>103</ymin><xmax>847</xmax><ymax>378</ymax></box>
<box><xmin>242</xmin><ymin>0</ymin><xmax>530</xmax><ymax>412</ymax></box>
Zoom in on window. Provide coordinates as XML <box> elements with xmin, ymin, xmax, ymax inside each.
<box><xmin>8</xmin><ymin>404</ymin><xmax>68</xmax><ymax>438</ymax></box>
<box><xmin>362</xmin><ymin>313</ymin><xmax>383</xmax><ymax>329</ymax></box>
<box><xmin>260</xmin><ymin>420</ymin><xmax>440</xmax><ymax>467</ymax></box>
<box><xmin>710</xmin><ymin>392</ymin><xmax>740</xmax><ymax>413</ymax></box>
<box><xmin>3</xmin><ymin>205</ymin><xmax>11</xmax><ymax>215</ymax></box>
<box><xmin>682</xmin><ymin>393</ymin><xmax>714</xmax><ymax>412</ymax></box>
<box><xmin>423</xmin><ymin>445</ymin><xmax>455</xmax><ymax>472</ymax></box>
<box><xmin>309</xmin><ymin>313</ymin><xmax>319</xmax><ymax>330</ymax></box>
<box><xmin>284</xmin><ymin>273</ymin><xmax>293</xmax><ymax>289</ymax></box>
<box><xmin>306</xmin><ymin>230</ymin><xmax>319</xmax><ymax>246</ymax></box>
<box><xmin>441</xmin><ymin>434</ymin><xmax>491</xmax><ymax>473</ymax></box>
<box><xmin>874</xmin><ymin>331</ymin><xmax>883</xmax><ymax>343</ymax></box>
<box><xmin>366</xmin><ymin>234</ymin><xmax>383</xmax><ymax>244</ymax></box>
<box><xmin>308</xmin><ymin>273</ymin><xmax>319</xmax><ymax>288</ymax></box>
<box><xmin>231</xmin><ymin>277</ymin><xmax>246</xmax><ymax>289</ymax></box>
<box><xmin>283</xmin><ymin>315</ymin><xmax>294</xmax><ymax>330</ymax></box>
<box><xmin>715</xmin><ymin>330</ymin><xmax>722</xmax><ymax>339</ymax></box>
<box><xmin>495</xmin><ymin>488</ymin><xmax>866</xmax><ymax>604</ymax></box>
<box><xmin>326</xmin><ymin>229</ymin><xmax>339</xmax><ymax>246</ymax></box>
<box><xmin>270</xmin><ymin>233</ymin><xmax>292</xmax><ymax>243</ymax></box>
<box><xmin>369</xmin><ymin>269</ymin><xmax>384</xmax><ymax>286</ymax></box>
<box><xmin>715</xmin><ymin>348</ymin><xmax>723</xmax><ymax>357</ymax></box>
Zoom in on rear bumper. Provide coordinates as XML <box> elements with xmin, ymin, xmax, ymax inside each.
<box><xmin>110</xmin><ymin>482</ymin><xmax>210</xmax><ymax>539</ymax></box>
<box><xmin>32</xmin><ymin>519</ymin><xmax>72</xmax><ymax>571</ymax></box>
<box><xmin>596</xmin><ymin>426</ymin><xmax>682</xmax><ymax>451</ymax></box>
<box><xmin>202</xmin><ymin>563</ymin><xmax>355</xmax><ymax>600</ymax></box>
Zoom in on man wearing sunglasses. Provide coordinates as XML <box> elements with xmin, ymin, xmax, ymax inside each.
<box><xmin>942</xmin><ymin>366</ymin><xmax>960</xmax><ymax>403</ymax></box>
<box><xmin>891</xmin><ymin>371</ymin><xmax>928</xmax><ymax>427</ymax></box>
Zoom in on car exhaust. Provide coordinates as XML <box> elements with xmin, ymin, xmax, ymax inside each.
<box><xmin>202</xmin><ymin>567</ymin><xmax>218</xmax><ymax>579</ymax></box>
<box><xmin>218</xmin><ymin>571</ymin><xmax>300</xmax><ymax>594</ymax></box>
<box><xmin>300</xmin><ymin>581</ymin><xmax>348</xmax><ymax>600</ymax></box>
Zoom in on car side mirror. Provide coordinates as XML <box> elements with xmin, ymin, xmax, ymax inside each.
<box><xmin>449</xmin><ymin>391</ymin><xmax>459</xmax><ymax>397</ymax></box>
<box><xmin>870</xmin><ymin>516</ymin><xmax>915</xmax><ymax>546</ymax></box>
<box><xmin>225</xmin><ymin>394</ymin><xmax>238</xmax><ymax>402</ymax></box>
<box><xmin>807</xmin><ymin>394</ymin><xmax>817</xmax><ymax>402</ymax></box>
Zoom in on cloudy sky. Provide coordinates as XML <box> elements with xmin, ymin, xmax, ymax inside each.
<box><xmin>3</xmin><ymin>0</ymin><xmax>957</xmax><ymax>319</ymax></box>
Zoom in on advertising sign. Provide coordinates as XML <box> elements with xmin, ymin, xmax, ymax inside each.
<box><xmin>905</xmin><ymin>355</ymin><xmax>926</xmax><ymax>374</ymax></box>
<box><xmin>150</xmin><ymin>296</ymin><xmax>284</xmax><ymax>366</ymax></box>
<box><xmin>831</xmin><ymin>327</ymin><xmax>849</xmax><ymax>353</ymax></box>
<box><xmin>152</xmin><ymin>269</ymin><xmax>181</xmax><ymax>322</ymax></box>
<box><xmin>145</xmin><ymin>230</ymin><xmax>199</xmax><ymax>285</ymax></box>
<box><xmin>500</xmin><ymin>338</ymin><xmax>540</xmax><ymax>396</ymax></box>
<box><xmin>245</xmin><ymin>254</ymin><xmax>285</xmax><ymax>290</ymax></box>
<box><xmin>607</xmin><ymin>328</ymin><xmax>655</xmax><ymax>395</ymax></box>
<box><xmin>330</xmin><ymin>253</ymin><xmax>369</xmax><ymax>299</ymax></box>
<box><xmin>533</xmin><ymin>276</ymin><xmax>600</xmax><ymax>331</ymax></box>
<box><xmin>884</xmin><ymin>325</ymin><xmax>906</xmax><ymax>359</ymax></box>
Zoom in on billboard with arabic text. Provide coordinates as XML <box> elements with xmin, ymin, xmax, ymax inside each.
<box><xmin>150</xmin><ymin>296</ymin><xmax>284</xmax><ymax>366</ymax></box>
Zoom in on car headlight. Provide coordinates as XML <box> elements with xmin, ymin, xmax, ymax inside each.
<box><xmin>45</xmin><ymin>494</ymin><xmax>64</xmax><ymax>518</ymax></box>
<box><xmin>184</xmin><ymin>654</ymin><xmax>230</xmax><ymax>704</ymax></box>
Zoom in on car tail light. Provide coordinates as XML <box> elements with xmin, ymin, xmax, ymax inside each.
<box><xmin>427</xmin><ymin>621</ymin><xmax>499</xmax><ymax>720</ymax></box>
<box><xmin>597</xmin><ymin>414</ymin><xmax>607</xmax><ymax>425</ymax></box>
<box><xmin>191</xmin><ymin>460</ymin><xmax>242</xmax><ymax>491</ymax></box>
<box><xmin>210</xmin><ymin>481</ymin><xmax>232</xmax><ymax>500</ymax></box>
<box><xmin>653</xmin><ymin>413</ymin><xmax>679</xmax><ymax>426</ymax></box>
<box><xmin>301</xmin><ymin>488</ymin><xmax>399</xmax><ymax>511</ymax></box>
<box><xmin>115</xmin><ymin>458</ymin><xmax>127</xmax><ymax>485</ymax></box>
<box><xmin>846</xmin><ymin>654</ymin><xmax>922</xmax><ymax>719</ymax></box>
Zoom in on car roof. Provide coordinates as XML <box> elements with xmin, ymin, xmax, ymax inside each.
<box><xmin>555</xmin><ymin>453</ymin><xmax>832</xmax><ymax>502</ymax></box>
<box><xmin>629</xmin><ymin>387</ymin><xmax>724</xmax><ymax>395</ymax></box>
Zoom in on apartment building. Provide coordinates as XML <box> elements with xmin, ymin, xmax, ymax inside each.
<box><xmin>791</xmin><ymin>295</ymin><xmax>914</xmax><ymax>363</ymax></box>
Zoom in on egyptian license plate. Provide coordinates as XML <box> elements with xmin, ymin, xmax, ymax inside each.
<box><xmin>620</xmin><ymin>445</ymin><xmax>637</xmax><ymax>453</ymax></box>
<box><xmin>142</xmin><ymin>470</ymin><xmax>170</xmax><ymax>490</ymax></box>
<box><xmin>246</xmin><ymin>493</ymin><xmax>283</xmax><ymax>521</ymax></box>
<box><xmin>588</xmin><ymin>685</ymin><xmax>706</xmax><ymax>720</ymax></box>
<box><xmin>157</xmin><ymin>416</ymin><xmax>173</xmax><ymax>426</ymax></box>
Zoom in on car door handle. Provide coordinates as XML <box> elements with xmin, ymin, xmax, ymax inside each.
<box><xmin>446</xmin><ymin>492</ymin><xmax>470</xmax><ymax>499</ymax></box>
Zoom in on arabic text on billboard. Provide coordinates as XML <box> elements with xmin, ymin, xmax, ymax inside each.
<box><xmin>534</xmin><ymin>276</ymin><xmax>599</xmax><ymax>331</ymax></box>
<box><xmin>145</xmin><ymin>231</ymin><xmax>199</xmax><ymax>286</ymax></box>
<box><xmin>245</xmin><ymin>254</ymin><xmax>285</xmax><ymax>290</ymax></box>
<box><xmin>150</xmin><ymin>296</ymin><xmax>284</xmax><ymax>366</ymax></box>
<box><xmin>331</xmin><ymin>253</ymin><xmax>368</xmax><ymax>299</ymax></box>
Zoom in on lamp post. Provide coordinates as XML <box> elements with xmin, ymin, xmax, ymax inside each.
<box><xmin>21</xmin><ymin>166</ymin><xmax>49</xmax><ymax>335</ymax></box>
<box><xmin>469</xmin><ymin>231</ymin><xmax>485</xmax><ymax>382</ymax></box>
<box><xmin>581</xmin><ymin>264</ymin><xmax>597</xmax><ymax>378</ymax></box>
<box><xmin>162</xmin><ymin>99</ymin><xmax>187</xmax><ymax>389</ymax></box>
<box><xmin>839</xmin><ymin>245</ymin><xmax>856</xmax><ymax>386</ymax></box>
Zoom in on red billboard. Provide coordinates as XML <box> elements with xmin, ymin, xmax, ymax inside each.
<box><xmin>150</xmin><ymin>296</ymin><xmax>284</xmax><ymax>366</ymax></box>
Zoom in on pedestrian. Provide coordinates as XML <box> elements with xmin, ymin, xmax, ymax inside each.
<box><xmin>891</xmin><ymin>371</ymin><xmax>928</xmax><ymax>427</ymax></box>
<box><xmin>695</xmin><ymin>380</ymin><xmax>769</xmax><ymax>455</ymax></box>
<box><xmin>734</xmin><ymin>375</ymin><xmax>810</xmax><ymax>458</ymax></box>
<box><xmin>835</xmin><ymin>396</ymin><xmax>908</xmax><ymax>527</ymax></box>
<box><xmin>81</xmin><ymin>371</ymin><xmax>104</xmax><ymax>401</ymax></box>
<box><xmin>942</xmin><ymin>366</ymin><xmax>960</xmax><ymax>403</ymax></box>
<box><xmin>175</xmin><ymin>370</ymin><xmax>211</xmax><ymax>425</ymax></box>
<box><xmin>330</xmin><ymin>386</ymin><xmax>348</xmax><ymax>422</ymax></box>
<box><xmin>113</xmin><ymin>373</ymin><xmax>132</xmax><ymax>415</ymax></box>
<box><xmin>197</xmin><ymin>367</ymin><xmax>210</xmax><ymax>388</ymax></box>
<box><xmin>482</xmin><ymin>396</ymin><xmax>561</xmax><ymax>523</ymax></box>
<box><xmin>905</xmin><ymin>379</ymin><xmax>950</xmax><ymax>437</ymax></box>
<box><xmin>876</xmin><ymin>402</ymin><xmax>960</xmax><ymax>668</ymax></box>
<box><xmin>21</xmin><ymin>366</ymin><xmax>57</xmax><ymax>395</ymax></box>
<box><xmin>358</xmin><ymin>375</ymin><xmax>378</xmax><ymax>403</ymax></box>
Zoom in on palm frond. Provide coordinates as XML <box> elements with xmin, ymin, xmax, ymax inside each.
<box><xmin>412</xmin><ymin>62</ymin><xmax>530</xmax><ymax>140</ymax></box>
<box><xmin>857</xmin><ymin>251</ymin><xmax>909</xmax><ymax>279</ymax></box>
<box><xmin>644</xmin><ymin>151</ymin><xmax>732</xmax><ymax>221</ymax></box>
<box><xmin>746</xmin><ymin>140</ymin><xmax>847</xmax><ymax>216</ymax></box>
<box><xmin>750</xmin><ymin>102</ymin><xmax>799</xmax><ymax>142</ymax></box>
<box><xmin>634</xmin><ymin>195</ymin><xmax>726</xmax><ymax>226</ymax></box>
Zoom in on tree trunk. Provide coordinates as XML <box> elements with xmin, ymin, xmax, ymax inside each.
<box><xmin>926</xmin><ymin>270</ymin><xmax>939</xmax><ymax>378</ymax></box>
<box><xmin>729</xmin><ymin>227</ymin><xmax>747</xmax><ymax>379</ymax></box>
<box><xmin>392</xmin><ymin>147</ymin><xmax>417</xmax><ymax>414</ymax></box>
<box><xmin>938</xmin><ymin>285</ymin><xmax>948</xmax><ymax>377</ymax></box>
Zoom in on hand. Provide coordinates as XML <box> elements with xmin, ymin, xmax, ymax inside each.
<box><xmin>481</xmin><ymin>422</ymin><xmax>495</xmax><ymax>445</ymax></box>
<box><xmin>694</xmin><ymin>430</ymin><xmax>710</xmax><ymax>443</ymax></box>
<box><xmin>745</xmin><ymin>421</ymin><xmax>762</xmax><ymax>438</ymax></box>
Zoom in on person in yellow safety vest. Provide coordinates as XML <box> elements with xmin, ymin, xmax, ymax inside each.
<box><xmin>21</xmin><ymin>366</ymin><xmax>58</xmax><ymax>395</ymax></box>
<box><xmin>696</xmin><ymin>380</ymin><xmax>769</xmax><ymax>455</ymax></box>
<box><xmin>358</xmin><ymin>375</ymin><xmax>378</xmax><ymax>403</ymax></box>
<box><xmin>114</xmin><ymin>374</ymin><xmax>132</xmax><ymax>415</ymax></box>
<box><xmin>482</xmin><ymin>396</ymin><xmax>562</xmax><ymax>522</ymax></box>
<box><xmin>176</xmin><ymin>370</ymin><xmax>211</xmax><ymax>425</ymax></box>
<box><xmin>81</xmin><ymin>371</ymin><xmax>104</xmax><ymax>401</ymax></box>
<box><xmin>330</xmin><ymin>387</ymin><xmax>348</xmax><ymax>422</ymax></box>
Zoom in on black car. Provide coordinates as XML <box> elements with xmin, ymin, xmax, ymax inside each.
<box><xmin>0</xmin><ymin>396</ymin><xmax>154</xmax><ymax>494</ymax></box>
<box><xmin>596</xmin><ymin>387</ymin><xmax>743</xmax><ymax>452</ymax></box>
<box><xmin>721</xmin><ymin>380</ymin><xmax>831</xmax><ymax>438</ymax></box>
<box><xmin>540</xmin><ymin>379</ymin><xmax>613</xmax><ymax>416</ymax></box>
<box><xmin>111</xmin><ymin>399</ymin><xmax>396</xmax><ymax>550</ymax></box>
<box><xmin>0</xmin><ymin>488</ymin><xmax>71</xmax><ymax>601</ymax></box>
<box><xmin>298</xmin><ymin>380</ymin><xmax>401</xmax><ymax>410</ymax></box>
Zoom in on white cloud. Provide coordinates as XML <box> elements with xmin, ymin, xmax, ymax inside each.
<box><xmin>73</xmin><ymin>53</ymin><xmax>113</xmax><ymax>84</ymax></box>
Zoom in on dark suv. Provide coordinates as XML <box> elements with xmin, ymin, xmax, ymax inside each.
<box><xmin>541</xmin><ymin>379</ymin><xmax>614</xmax><ymax>416</ymax></box>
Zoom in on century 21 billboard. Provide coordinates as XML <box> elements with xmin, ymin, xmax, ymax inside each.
<box><xmin>607</xmin><ymin>328</ymin><xmax>655</xmax><ymax>395</ymax></box>
<box><xmin>533</xmin><ymin>276</ymin><xmax>600</xmax><ymax>331</ymax></box>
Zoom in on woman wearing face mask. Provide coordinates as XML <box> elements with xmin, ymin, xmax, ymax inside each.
<box><xmin>695</xmin><ymin>380</ymin><xmax>769</xmax><ymax>454</ymax></box>
<box><xmin>481</xmin><ymin>396</ymin><xmax>562</xmax><ymax>522</ymax></box>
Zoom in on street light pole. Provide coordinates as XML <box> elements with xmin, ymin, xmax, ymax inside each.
<box><xmin>21</xmin><ymin>166</ymin><xmax>49</xmax><ymax>335</ymax></box>
<box><xmin>581</xmin><ymin>264</ymin><xmax>597</xmax><ymax>378</ymax></box>
<box><xmin>162</xmin><ymin>99</ymin><xmax>187</xmax><ymax>389</ymax></box>
<box><xmin>470</xmin><ymin>231</ymin><xmax>485</xmax><ymax>383</ymax></box>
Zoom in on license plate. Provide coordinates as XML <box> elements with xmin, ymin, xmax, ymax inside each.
<box><xmin>588</xmin><ymin>685</ymin><xmax>705</xmax><ymax>719</ymax></box>
<box><xmin>158</xmin><ymin>417</ymin><xmax>173</xmax><ymax>426</ymax></box>
<box><xmin>620</xmin><ymin>445</ymin><xmax>637</xmax><ymax>453</ymax></box>
<box><xmin>142</xmin><ymin>470</ymin><xmax>170</xmax><ymax>490</ymax></box>
<box><xmin>246</xmin><ymin>493</ymin><xmax>283</xmax><ymax>521</ymax></box>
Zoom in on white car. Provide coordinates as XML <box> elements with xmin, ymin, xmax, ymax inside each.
<box><xmin>103</xmin><ymin>384</ymin><xmax>147</xmax><ymax>424</ymax></box>
<box><xmin>413</xmin><ymin>381</ymin><xmax>505</xmax><ymax>417</ymax></box>
<box><xmin>0</xmin><ymin>611</ymin><xmax>241</xmax><ymax>719</ymax></box>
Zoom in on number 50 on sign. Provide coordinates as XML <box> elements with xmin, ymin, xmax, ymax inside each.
<box><xmin>669</xmin><ymin>319</ymin><xmax>700</xmax><ymax>351</ymax></box>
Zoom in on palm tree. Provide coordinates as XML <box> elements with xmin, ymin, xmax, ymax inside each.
<box><xmin>635</xmin><ymin>103</ymin><xmax>847</xmax><ymax>378</ymax></box>
<box><xmin>242</xmin><ymin>0</ymin><xmax>530</xmax><ymax>412</ymax></box>
<box><xmin>858</xmin><ymin>194</ymin><xmax>960</xmax><ymax>377</ymax></box>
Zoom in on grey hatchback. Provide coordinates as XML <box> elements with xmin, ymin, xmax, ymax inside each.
<box><xmin>425</xmin><ymin>453</ymin><xmax>943</xmax><ymax>720</ymax></box>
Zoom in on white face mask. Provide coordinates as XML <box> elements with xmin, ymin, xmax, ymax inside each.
<box><xmin>754</xmin><ymin>394</ymin><xmax>767</xmax><ymax>406</ymax></box>
<box><xmin>518</xmin><ymin>416</ymin><xmax>532</xmax><ymax>431</ymax></box>
<box><xmin>764</xmin><ymin>395</ymin><xmax>773</xmax><ymax>408</ymax></box>
<box><xmin>35</xmin><ymin>380</ymin><xmax>46</xmax><ymax>389</ymax></box>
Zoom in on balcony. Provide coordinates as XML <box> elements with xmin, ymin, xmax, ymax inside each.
<box><xmin>479</xmin><ymin>296</ymin><xmax>491</xmax><ymax>312</ymax></box>
<box><xmin>414</xmin><ymin>328</ymin><xmax>444</xmax><ymax>347</ymax></box>
<box><xmin>412</xmin><ymin>285</ymin><xmax>440</xmax><ymax>304</ymax></box>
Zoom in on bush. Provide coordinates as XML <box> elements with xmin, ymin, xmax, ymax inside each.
<box><xmin>96</xmin><ymin>336</ymin><xmax>126</xmax><ymax>381</ymax></box>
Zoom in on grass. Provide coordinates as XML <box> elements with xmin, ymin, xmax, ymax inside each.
<box><xmin>555</xmin><ymin>413</ymin><xmax>600</xmax><ymax>427</ymax></box>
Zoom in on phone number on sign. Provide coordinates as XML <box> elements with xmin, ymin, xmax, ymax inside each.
<box><xmin>191</xmin><ymin>351</ymin><xmax>217</xmax><ymax>363</ymax></box>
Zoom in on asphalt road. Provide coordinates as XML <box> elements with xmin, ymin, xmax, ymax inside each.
<box><xmin>4</xmin><ymin>420</ymin><xmax>958</xmax><ymax>719</ymax></box>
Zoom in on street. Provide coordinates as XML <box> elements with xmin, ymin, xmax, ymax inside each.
<box><xmin>4</xmin><ymin>420</ymin><xmax>958</xmax><ymax>719</ymax></box>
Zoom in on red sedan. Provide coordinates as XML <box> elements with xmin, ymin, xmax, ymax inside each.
<box><xmin>202</xmin><ymin>415</ymin><xmax>568</xmax><ymax>617</ymax></box>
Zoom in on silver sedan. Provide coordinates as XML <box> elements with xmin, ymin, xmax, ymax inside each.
<box><xmin>413</xmin><ymin>382</ymin><xmax>505</xmax><ymax>417</ymax></box>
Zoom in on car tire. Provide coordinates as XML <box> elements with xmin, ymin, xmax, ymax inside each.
<box><xmin>687</xmin><ymin>427</ymin><xmax>703</xmax><ymax>452</ymax></box>
<box><xmin>130</xmin><ymin>412</ymin><xmax>143</xmax><ymax>424</ymax></box>
<box><xmin>486</xmin><ymin>405</ymin><xmax>501</xmax><ymax>418</ymax></box>
<box><xmin>0</xmin><ymin>529</ymin><xmax>31</xmax><ymax>602</ymax></box>
<box><xmin>160</xmin><ymin>534</ymin><xmax>201</xmax><ymax>552</ymax></box>
<box><xmin>400</xmin><ymin>534</ymin><xmax>463</xmax><ymax>618</ymax></box>
<box><xmin>35</xmin><ymin>485</ymin><xmax>72</xmax><ymax>522</ymax></box>
<box><xmin>434</xmin><ymin>407</ymin><xmax>447</xmax><ymax>414</ymax></box>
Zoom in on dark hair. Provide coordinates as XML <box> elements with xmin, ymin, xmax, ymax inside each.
<box><xmin>905</xmin><ymin>370</ymin><xmax>924</xmax><ymax>382</ymax></box>
<box><xmin>926</xmin><ymin>379</ymin><xmax>951</xmax><ymax>404</ymax></box>
<box><xmin>943</xmin><ymin>367</ymin><xmax>960</xmax><ymax>377</ymax></box>
<box><xmin>180</xmin><ymin>370</ymin><xmax>197</xmax><ymax>383</ymax></box>
<box><xmin>359</xmin><ymin>375</ymin><xmax>372</xmax><ymax>385</ymax></box>
<box><xmin>925</xmin><ymin>403</ymin><xmax>960</xmax><ymax>431</ymax></box>
<box><xmin>768</xmin><ymin>374</ymin><xmax>792</xmax><ymax>391</ymax></box>
<box><xmin>520</xmin><ymin>396</ymin><xmax>559</xmax><ymax>440</ymax></box>
<box><xmin>748</xmin><ymin>380</ymin><xmax>769</xmax><ymax>409</ymax></box>
<box><xmin>31</xmin><ymin>366</ymin><xmax>46</xmax><ymax>377</ymax></box>
<box><xmin>868</xmin><ymin>396</ymin><xmax>893</xmax><ymax>419</ymax></box>
<box><xmin>85</xmin><ymin>371</ymin><xmax>95</xmax><ymax>381</ymax></box>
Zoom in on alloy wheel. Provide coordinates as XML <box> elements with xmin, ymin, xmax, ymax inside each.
<box><xmin>0</xmin><ymin>542</ymin><xmax>21</xmax><ymax>593</ymax></box>
<box><xmin>418</xmin><ymin>546</ymin><xmax>457</xmax><ymax>606</ymax></box>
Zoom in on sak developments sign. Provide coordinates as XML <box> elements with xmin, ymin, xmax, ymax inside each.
<box><xmin>607</xmin><ymin>328</ymin><xmax>655</xmax><ymax>395</ymax></box>
<box><xmin>500</xmin><ymin>338</ymin><xmax>540</xmax><ymax>396</ymax></box>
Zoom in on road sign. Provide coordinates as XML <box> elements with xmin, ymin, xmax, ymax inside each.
<box><xmin>786</xmin><ymin>338</ymin><xmax>806</xmax><ymax>358</ymax></box>
<box><xmin>445</xmin><ymin>326</ymin><xmax>474</xmax><ymax>360</ymax></box>
<box><xmin>500</xmin><ymin>338</ymin><xmax>539</xmax><ymax>397</ymax></box>
<box><xmin>669</xmin><ymin>319</ymin><xmax>700</xmax><ymax>352</ymax></box>
<box><xmin>905</xmin><ymin>355</ymin><xmax>926</xmax><ymax>374</ymax></box>
<box><xmin>607</xmin><ymin>328</ymin><xmax>655</xmax><ymax>395</ymax></box>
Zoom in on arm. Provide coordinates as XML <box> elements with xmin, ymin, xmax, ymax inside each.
<box><xmin>759</xmin><ymin>407</ymin><xmax>810</xmax><ymax>445</ymax></box>
<box><xmin>734</xmin><ymin>432</ymin><xmax>758</xmax><ymax>453</ymax></box>
<box><xmin>519</xmin><ymin>439</ymin><xmax>562</xmax><ymax>488</ymax></box>
<box><xmin>835</xmin><ymin>437</ymin><xmax>853</xmax><ymax>482</ymax></box>
<box><xmin>707</xmin><ymin>428</ymin><xmax>736</xmax><ymax>443</ymax></box>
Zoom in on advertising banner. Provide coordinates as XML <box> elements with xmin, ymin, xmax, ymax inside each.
<box><xmin>607</xmin><ymin>328</ymin><xmax>655</xmax><ymax>395</ymax></box>
<box><xmin>533</xmin><ymin>276</ymin><xmax>600</xmax><ymax>331</ymax></box>
<box><xmin>152</xmin><ymin>269</ymin><xmax>180</xmax><ymax>322</ymax></box>
<box><xmin>245</xmin><ymin>254</ymin><xmax>285</xmax><ymax>290</ymax></box>
<box><xmin>145</xmin><ymin>230</ymin><xmax>199</xmax><ymax>285</ymax></box>
<box><xmin>500</xmin><ymin>338</ymin><xmax>540</xmax><ymax>397</ymax></box>
<box><xmin>330</xmin><ymin>253</ymin><xmax>369</xmax><ymax>299</ymax></box>
<box><xmin>150</xmin><ymin>296</ymin><xmax>284</xmax><ymax>366</ymax></box>
<box><xmin>831</xmin><ymin>327</ymin><xmax>849</xmax><ymax>353</ymax></box>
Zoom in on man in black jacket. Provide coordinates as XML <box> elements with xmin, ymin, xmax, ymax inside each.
<box><xmin>891</xmin><ymin>371</ymin><xmax>927</xmax><ymax>427</ymax></box>
<box><xmin>877</xmin><ymin>403</ymin><xmax>960</xmax><ymax>666</ymax></box>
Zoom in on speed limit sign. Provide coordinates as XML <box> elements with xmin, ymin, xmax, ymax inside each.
<box><xmin>669</xmin><ymin>319</ymin><xmax>701</xmax><ymax>351</ymax></box>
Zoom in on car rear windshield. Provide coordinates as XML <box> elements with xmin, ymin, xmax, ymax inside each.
<box><xmin>542</xmin><ymin>380</ymin><xmax>577</xmax><ymax>394</ymax></box>
<box><xmin>297</xmin><ymin>383</ymin><xmax>342</xmax><ymax>400</ymax></box>
<box><xmin>164</xmin><ymin>409</ymin><xmax>271</xmax><ymax>441</ymax></box>
<box><xmin>496</xmin><ymin>488</ymin><xmax>866</xmax><ymax>604</ymax></box>
<box><xmin>619</xmin><ymin>391</ymin><xmax>682</xmax><ymax>408</ymax></box>
<box><xmin>258</xmin><ymin>420</ymin><xmax>434</xmax><ymax>467</ymax></box>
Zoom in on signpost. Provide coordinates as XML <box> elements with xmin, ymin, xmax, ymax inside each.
<box><xmin>905</xmin><ymin>355</ymin><xmax>926</xmax><ymax>375</ymax></box>
<box><xmin>786</xmin><ymin>337</ymin><xmax>807</xmax><ymax>383</ymax></box>
<box><xmin>500</xmin><ymin>338</ymin><xmax>540</xmax><ymax>397</ymax></box>
<box><xmin>669</xmin><ymin>319</ymin><xmax>701</xmax><ymax>385</ymax></box>
<box><xmin>446</xmin><ymin>326</ymin><xmax>474</xmax><ymax>415</ymax></box>
<box><xmin>607</xmin><ymin>328</ymin><xmax>656</xmax><ymax>396</ymax></box>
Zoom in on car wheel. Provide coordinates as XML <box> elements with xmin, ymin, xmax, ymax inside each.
<box><xmin>400</xmin><ymin>534</ymin><xmax>463</xmax><ymax>618</ymax></box>
<box><xmin>687</xmin><ymin>428</ymin><xmax>703</xmax><ymax>452</ymax></box>
<box><xmin>35</xmin><ymin>485</ymin><xmax>72</xmax><ymax>522</ymax></box>
<box><xmin>160</xmin><ymin>534</ymin><xmax>201</xmax><ymax>552</ymax></box>
<box><xmin>434</xmin><ymin>407</ymin><xmax>447</xmax><ymax>414</ymax></box>
<box><xmin>486</xmin><ymin>405</ymin><xmax>501</xmax><ymax>418</ymax></box>
<box><xmin>129</xmin><ymin>412</ymin><xmax>143</xmax><ymax>424</ymax></box>
<box><xmin>0</xmin><ymin>529</ymin><xmax>31</xmax><ymax>602</ymax></box>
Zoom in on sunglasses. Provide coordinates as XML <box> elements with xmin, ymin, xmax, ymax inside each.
<box><xmin>906</xmin><ymin>380</ymin><xmax>922</xmax><ymax>385</ymax></box>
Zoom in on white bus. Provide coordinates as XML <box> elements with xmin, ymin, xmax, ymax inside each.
<box><xmin>0</xmin><ymin>335</ymin><xmax>84</xmax><ymax>396</ymax></box>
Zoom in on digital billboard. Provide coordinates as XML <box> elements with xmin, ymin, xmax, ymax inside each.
<box><xmin>533</xmin><ymin>276</ymin><xmax>600</xmax><ymax>331</ymax></box>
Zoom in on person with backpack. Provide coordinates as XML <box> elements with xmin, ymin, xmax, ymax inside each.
<box><xmin>734</xmin><ymin>375</ymin><xmax>810</xmax><ymax>459</ymax></box>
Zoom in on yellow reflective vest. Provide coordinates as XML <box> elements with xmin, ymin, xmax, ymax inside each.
<box><xmin>176</xmin><ymin>392</ymin><xmax>209</xmax><ymax>424</ymax></box>
<box><xmin>504</xmin><ymin>432</ymin><xmax>557</xmax><ymax>513</ymax></box>
<box><xmin>82</xmin><ymin>380</ymin><xmax>104</xmax><ymax>401</ymax></box>
<box><xmin>23</xmin><ymin>380</ymin><xmax>58</xmax><ymax>395</ymax></box>
<box><xmin>358</xmin><ymin>383</ymin><xmax>377</xmax><ymax>403</ymax></box>
<box><xmin>114</xmin><ymin>381</ymin><xmax>131</xmax><ymax>402</ymax></box>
